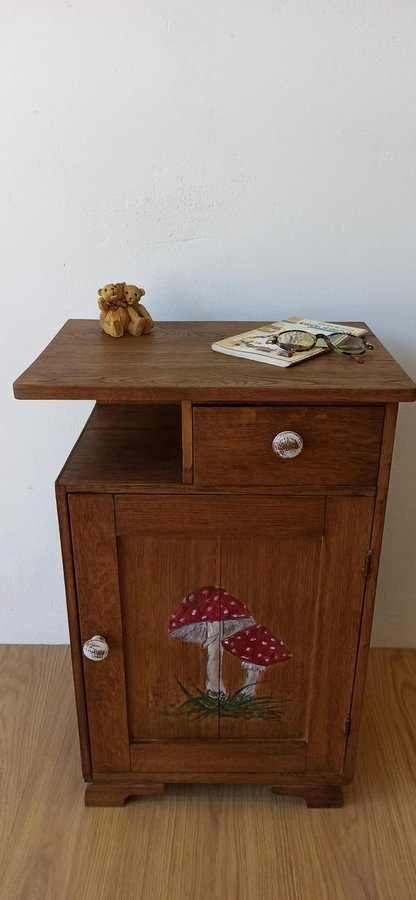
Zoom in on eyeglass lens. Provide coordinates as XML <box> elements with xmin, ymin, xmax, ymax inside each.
<box><xmin>276</xmin><ymin>330</ymin><xmax>369</xmax><ymax>356</ymax></box>
<box><xmin>326</xmin><ymin>333</ymin><xmax>367</xmax><ymax>354</ymax></box>
<box><xmin>277</xmin><ymin>330</ymin><xmax>316</xmax><ymax>351</ymax></box>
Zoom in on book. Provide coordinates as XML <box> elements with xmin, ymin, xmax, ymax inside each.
<box><xmin>211</xmin><ymin>317</ymin><xmax>368</xmax><ymax>368</ymax></box>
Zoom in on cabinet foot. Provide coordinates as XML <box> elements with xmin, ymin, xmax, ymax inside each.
<box><xmin>85</xmin><ymin>782</ymin><xmax>165</xmax><ymax>807</ymax></box>
<box><xmin>271</xmin><ymin>784</ymin><xmax>343</xmax><ymax>808</ymax></box>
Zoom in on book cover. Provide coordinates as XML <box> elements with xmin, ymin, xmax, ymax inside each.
<box><xmin>211</xmin><ymin>318</ymin><xmax>367</xmax><ymax>368</ymax></box>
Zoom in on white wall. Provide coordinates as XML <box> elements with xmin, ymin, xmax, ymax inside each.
<box><xmin>1</xmin><ymin>1</ymin><xmax>415</xmax><ymax>644</ymax></box>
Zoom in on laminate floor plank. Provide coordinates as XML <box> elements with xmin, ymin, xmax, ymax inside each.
<box><xmin>0</xmin><ymin>647</ymin><xmax>415</xmax><ymax>900</ymax></box>
<box><xmin>0</xmin><ymin>646</ymin><xmax>67</xmax><ymax>850</ymax></box>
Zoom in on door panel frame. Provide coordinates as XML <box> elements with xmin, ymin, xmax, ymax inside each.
<box><xmin>70</xmin><ymin>491</ymin><xmax>374</xmax><ymax>776</ymax></box>
<box><xmin>69</xmin><ymin>494</ymin><xmax>131</xmax><ymax>773</ymax></box>
<box><xmin>130</xmin><ymin>740</ymin><xmax>306</xmax><ymax>774</ymax></box>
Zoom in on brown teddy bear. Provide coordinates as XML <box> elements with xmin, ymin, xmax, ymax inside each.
<box><xmin>97</xmin><ymin>283</ymin><xmax>154</xmax><ymax>337</ymax></box>
<box><xmin>98</xmin><ymin>283</ymin><xmax>128</xmax><ymax>337</ymax></box>
<box><xmin>124</xmin><ymin>285</ymin><xmax>154</xmax><ymax>334</ymax></box>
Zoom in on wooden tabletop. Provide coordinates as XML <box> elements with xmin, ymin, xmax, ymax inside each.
<box><xmin>13</xmin><ymin>319</ymin><xmax>416</xmax><ymax>403</ymax></box>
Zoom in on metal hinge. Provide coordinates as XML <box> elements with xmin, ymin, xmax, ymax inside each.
<box><xmin>364</xmin><ymin>549</ymin><xmax>373</xmax><ymax>577</ymax></box>
<box><xmin>343</xmin><ymin>714</ymin><xmax>351</xmax><ymax>737</ymax></box>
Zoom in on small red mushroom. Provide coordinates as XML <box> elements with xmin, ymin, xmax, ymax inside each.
<box><xmin>169</xmin><ymin>586</ymin><xmax>255</xmax><ymax>696</ymax></box>
<box><xmin>222</xmin><ymin>624</ymin><xmax>292</xmax><ymax>697</ymax></box>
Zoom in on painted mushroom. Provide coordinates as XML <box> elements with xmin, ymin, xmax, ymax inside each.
<box><xmin>222</xmin><ymin>624</ymin><xmax>292</xmax><ymax>698</ymax></box>
<box><xmin>169</xmin><ymin>586</ymin><xmax>255</xmax><ymax>696</ymax></box>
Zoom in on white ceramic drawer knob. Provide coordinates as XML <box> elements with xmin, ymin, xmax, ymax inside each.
<box><xmin>272</xmin><ymin>431</ymin><xmax>303</xmax><ymax>459</ymax></box>
<box><xmin>82</xmin><ymin>635</ymin><xmax>109</xmax><ymax>661</ymax></box>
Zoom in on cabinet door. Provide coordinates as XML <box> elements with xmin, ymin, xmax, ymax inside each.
<box><xmin>69</xmin><ymin>493</ymin><xmax>373</xmax><ymax>776</ymax></box>
<box><xmin>219</xmin><ymin>496</ymin><xmax>374</xmax><ymax>774</ymax></box>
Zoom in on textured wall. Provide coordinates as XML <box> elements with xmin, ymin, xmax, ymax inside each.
<box><xmin>1</xmin><ymin>1</ymin><xmax>415</xmax><ymax>642</ymax></box>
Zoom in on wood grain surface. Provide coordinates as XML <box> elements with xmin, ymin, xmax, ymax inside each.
<box><xmin>116</xmin><ymin>502</ymin><xmax>324</xmax><ymax>749</ymax></box>
<box><xmin>112</xmin><ymin>493</ymin><xmax>370</xmax><ymax>773</ymax></box>
<box><xmin>193</xmin><ymin>404</ymin><xmax>384</xmax><ymax>485</ymax></box>
<box><xmin>58</xmin><ymin>403</ymin><xmax>183</xmax><ymax>488</ymax></box>
<box><xmin>0</xmin><ymin>646</ymin><xmax>415</xmax><ymax>899</ymax></box>
<box><xmin>118</xmin><ymin>533</ymin><xmax>221</xmax><ymax>742</ymax></box>
<box><xmin>115</xmin><ymin>494</ymin><xmax>326</xmax><ymax>535</ymax></box>
<box><xmin>13</xmin><ymin>319</ymin><xmax>416</xmax><ymax>403</ymax></box>
<box><xmin>130</xmin><ymin>740</ymin><xmax>306</xmax><ymax>774</ymax></box>
<box><xmin>69</xmin><ymin>495</ymin><xmax>130</xmax><ymax>772</ymax></box>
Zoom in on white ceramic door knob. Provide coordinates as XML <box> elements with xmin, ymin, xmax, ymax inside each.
<box><xmin>272</xmin><ymin>431</ymin><xmax>303</xmax><ymax>459</ymax></box>
<box><xmin>82</xmin><ymin>635</ymin><xmax>109</xmax><ymax>661</ymax></box>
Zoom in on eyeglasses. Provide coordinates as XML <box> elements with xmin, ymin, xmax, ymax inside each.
<box><xmin>266</xmin><ymin>330</ymin><xmax>374</xmax><ymax>359</ymax></box>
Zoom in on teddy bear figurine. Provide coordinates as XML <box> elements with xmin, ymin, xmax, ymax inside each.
<box><xmin>97</xmin><ymin>283</ymin><xmax>154</xmax><ymax>337</ymax></box>
<box><xmin>124</xmin><ymin>285</ymin><xmax>154</xmax><ymax>335</ymax></box>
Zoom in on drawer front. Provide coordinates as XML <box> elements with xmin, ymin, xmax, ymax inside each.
<box><xmin>193</xmin><ymin>405</ymin><xmax>384</xmax><ymax>486</ymax></box>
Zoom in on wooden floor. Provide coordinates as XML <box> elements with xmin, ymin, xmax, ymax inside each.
<box><xmin>0</xmin><ymin>648</ymin><xmax>415</xmax><ymax>900</ymax></box>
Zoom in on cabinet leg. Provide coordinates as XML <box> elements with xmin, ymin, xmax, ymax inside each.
<box><xmin>271</xmin><ymin>784</ymin><xmax>343</xmax><ymax>808</ymax></box>
<box><xmin>85</xmin><ymin>782</ymin><xmax>165</xmax><ymax>807</ymax></box>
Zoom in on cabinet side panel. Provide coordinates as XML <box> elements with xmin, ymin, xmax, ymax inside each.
<box><xmin>68</xmin><ymin>494</ymin><xmax>130</xmax><ymax>773</ymax></box>
<box><xmin>55</xmin><ymin>484</ymin><xmax>92</xmax><ymax>779</ymax></box>
<box><xmin>307</xmin><ymin>496</ymin><xmax>374</xmax><ymax>773</ymax></box>
<box><xmin>344</xmin><ymin>404</ymin><xmax>398</xmax><ymax>778</ymax></box>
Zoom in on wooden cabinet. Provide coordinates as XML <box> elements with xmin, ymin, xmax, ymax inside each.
<box><xmin>14</xmin><ymin>320</ymin><xmax>416</xmax><ymax>807</ymax></box>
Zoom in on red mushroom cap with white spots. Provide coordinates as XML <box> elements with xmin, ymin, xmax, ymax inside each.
<box><xmin>221</xmin><ymin>624</ymin><xmax>292</xmax><ymax>668</ymax></box>
<box><xmin>169</xmin><ymin>586</ymin><xmax>255</xmax><ymax>643</ymax></box>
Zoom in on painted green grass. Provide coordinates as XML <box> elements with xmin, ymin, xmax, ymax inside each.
<box><xmin>167</xmin><ymin>680</ymin><xmax>287</xmax><ymax>720</ymax></box>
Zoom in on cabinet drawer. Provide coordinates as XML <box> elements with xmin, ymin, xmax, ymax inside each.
<box><xmin>193</xmin><ymin>405</ymin><xmax>384</xmax><ymax>486</ymax></box>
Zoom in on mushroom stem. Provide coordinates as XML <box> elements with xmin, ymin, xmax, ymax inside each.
<box><xmin>241</xmin><ymin>664</ymin><xmax>263</xmax><ymax>698</ymax></box>
<box><xmin>204</xmin><ymin>622</ymin><xmax>226</xmax><ymax>696</ymax></box>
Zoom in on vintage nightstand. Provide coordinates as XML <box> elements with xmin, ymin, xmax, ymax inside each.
<box><xmin>14</xmin><ymin>320</ymin><xmax>416</xmax><ymax>807</ymax></box>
